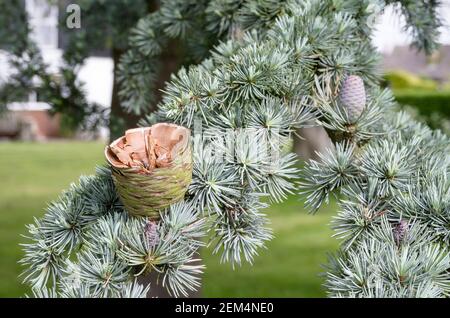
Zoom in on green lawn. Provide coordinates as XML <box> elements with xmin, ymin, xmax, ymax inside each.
<box><xmin>0</xmin><ymin>141</ymin><xmax>338</xmax><ymax>298</ymax></box>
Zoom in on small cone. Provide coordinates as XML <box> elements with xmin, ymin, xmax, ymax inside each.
<box><xmin>339</xmin><ymin>75</ymin><xmax>366</xmax><ymax>123</ymax></box>
<box><xmin>105</xmin><ymin>123</ymin><xmax>192</xmax><ymax>219</ymax></box>
<box><xmin>144</xmin><ymin>221</ymin><xmax>159</xmax><ymax>248</ymax></box>
<box><xmin>393</xmin><ymin>219</ymin><xmax>408</xmax><ymax>245</ymax></box>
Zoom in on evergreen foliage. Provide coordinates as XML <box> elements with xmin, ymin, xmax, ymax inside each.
<box><xmin>21</xmin><ymin>0</ymin><xmax>449</xmax><ymax>297</ymax></box>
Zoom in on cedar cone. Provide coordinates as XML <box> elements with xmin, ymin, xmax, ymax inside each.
<box><xmin>339</xmin><ymin>75</ymin><xmax>366</xmax><ymax>123</ymax></box>
<box><xmin>105</xmin><ymin>123</ymin><xmax>192</xmax><ymax>219</ymax></box>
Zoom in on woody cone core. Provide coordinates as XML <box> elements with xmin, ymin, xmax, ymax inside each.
<box><xmin>105</xmin><ymin>123</ymin><xmax>192</xmax><ymax>219</ymax></box>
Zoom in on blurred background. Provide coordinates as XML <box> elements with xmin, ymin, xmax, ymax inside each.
<box><xmin>0</xmin><ymin>0</ymin><xmax>449</xmax><ymax>297</ymax></box>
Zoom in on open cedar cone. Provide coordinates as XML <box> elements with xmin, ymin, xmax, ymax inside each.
<box><xmin>105</xmin><ymin>123</ymin><xmax>192</xmax><ymax>219</ymax></box>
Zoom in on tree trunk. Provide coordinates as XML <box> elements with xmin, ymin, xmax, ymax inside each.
<box><xmin>109</xmin><ymin>48</ymin><xmax>141</xmax><ymax>141</ymax></box>
<box><xmin>137</xmin><ymin>253</ymin><xmax>203</xmax><ymax>298</ymax></box>
<box><xmin>108</xmin><ymin>0</ymin><xmax>182</xmax><ymax>142</ymax></box>
<box><xmin>294</xmin><ymin>126</ymin><xmax>333</xmax><ymax>160</ymax></box>
<box><xmin>109</xmin><ymin>43</ymin><xmax>183</xmax><ymax>142</ymax></box>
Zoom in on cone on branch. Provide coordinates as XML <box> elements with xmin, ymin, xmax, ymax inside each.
<box><xmin>393</xmin><ymin>219</ymin><xmax>409</xmax><ymax>246</ymax></box>
<box><xmin>144</xmin><ymin>220</ymin><xmax>160</xmax><ymax>248</ymax></box>
<box><xmin>105</xmin><ymin>123</ymin><xmax>192</xmax><ymax>219</ymax></box>
<box><xmin>339</xmin><ymin>75</ymin><xmax>366</xmax><ymax>123</ymax></box>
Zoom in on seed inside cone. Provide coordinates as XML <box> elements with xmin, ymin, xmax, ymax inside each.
<box><xmin>106</xmin><ymin>124</ymin><xmax>189</xmax><ymax>174</ymax></box>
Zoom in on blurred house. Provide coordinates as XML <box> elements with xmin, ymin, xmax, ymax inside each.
<box><xmin>0</xmin><ymin>0</ymin><xmax>59</xmax><ymax>140</ymax></box>
<box><xmin>0</xmin><ymin>102</ymin><xmax>60</xmax><ymax>141</ymax></box>
<box><xmin>0</xmin><ymin>0</ymin><xmax>111</xmax><ymax>140</ymax></box>
<box><xmin>382</xmin><ymin>45</ymin><xmax>450</xmax><ymax>83</ymax></box>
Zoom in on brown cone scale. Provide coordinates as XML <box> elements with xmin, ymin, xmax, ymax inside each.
<box><xmin>105</xmin><ymin>123</ymin><xmax>192</xmax><ymax>219</ymax></box>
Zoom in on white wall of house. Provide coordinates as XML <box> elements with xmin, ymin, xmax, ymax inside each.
<box><xmin>373</xmin><ymin>0</ymin><xmax>450</xmax><ymax>54</ymax></box>
<box><xmin>27</xmin><ymin>0</ymin><xmax>58</xmax><ymax>50</ymax></box>
<box><xmin>0</xmin><ymin>53</ymin><xmax>10</xmax><ymax>85</ymax></box>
